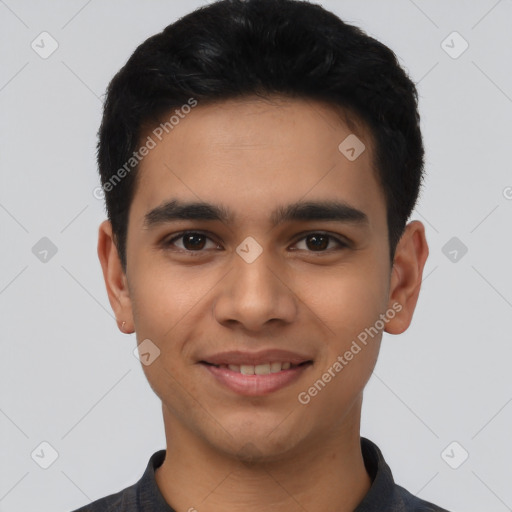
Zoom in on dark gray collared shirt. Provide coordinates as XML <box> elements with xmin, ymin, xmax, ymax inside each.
<box><xmin>70</xmin><ymin>437</ymin><xmax>450</xmax><ymax>511</ymax></box>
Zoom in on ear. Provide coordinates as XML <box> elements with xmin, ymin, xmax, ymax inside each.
<box><xmin>385</xmin><ymin>220</ymin><xmax>429</xmax><ymax>335</ymax></box>
<box><xmin>97</xmin><ymin>220</ymin><xmax>134</xmax><ymax>333</ymax></box>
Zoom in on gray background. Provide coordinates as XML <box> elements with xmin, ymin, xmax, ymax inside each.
<box><xmin>1</xmin><ymin>1</ymin><xmax>511</xmax><ymax>511</ymax></box>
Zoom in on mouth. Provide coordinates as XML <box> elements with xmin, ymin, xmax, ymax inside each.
<box><xmin>200</xmin><ymin>360</ymin><xmax>312</xmax><ymax>374</ymax></box>
<box><xmin>199</xmin><ymin>359</ymin><xmax>314</xmax><ymax>396</ymax></box>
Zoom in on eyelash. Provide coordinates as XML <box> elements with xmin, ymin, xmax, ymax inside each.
<box><xmin>163</xmin><ymin>230</ymin><xmax>349</xmax><ymax>255</ymax></box>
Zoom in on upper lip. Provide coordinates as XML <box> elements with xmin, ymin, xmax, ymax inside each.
<box><xmin>200</xmin><ymin>349</ymin><xmax>313</xmax><ymax>366</ymax></box>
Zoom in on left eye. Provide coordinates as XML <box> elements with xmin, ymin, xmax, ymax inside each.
<box><xmin>164</xmin><ymin>231</ymin><xmax>347</xmax><ymax>253</ymax></box>
<box><xmin>293</xmin><ymin>233</ymin><xmax>347</xmax><ymax>252</ymax></box>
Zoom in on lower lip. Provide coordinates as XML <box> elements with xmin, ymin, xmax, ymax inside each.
<box><xmin>200</xmin><ymin>363</ymin><xmax>312</xmax><ymax>396</ymax></box>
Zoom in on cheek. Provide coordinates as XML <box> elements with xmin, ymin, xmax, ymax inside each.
<box><xmin>295</xmin><ymin>268</ymin><xmax>386</xmax><ymax>423</ymax></box>
<box><xmin>300</xmin><ymin>258</ymin><xmax>390</xmax><ymax>344</ymax></box>
<box><xmin>129</xmin><ymin>266</ymin><xmax>206</xmax><ymax>404</ymax></box>
<box><xmin>128</xmin><ymin>260</ymin><xmax>222</xmax><ymax>376</ymax></box>
<box><xmin>130</xmin><ymin>259</ymin><xmax>201</xmax><ymax>333</ymax></box>
<box><xmin>293</xmin><ymin>256</ymin><xmax>388</xmax><ymax>408</ymax></box>
<box><xmin>296</xmin><ymin>343</ymin><xmax>379</xmax><ymax>435</ymax></box>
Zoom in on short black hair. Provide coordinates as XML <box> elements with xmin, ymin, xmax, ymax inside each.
<box><xmin>97</xmin><ymin>0</ymin><xmax>425</xmax><ymax>270</ymax></box>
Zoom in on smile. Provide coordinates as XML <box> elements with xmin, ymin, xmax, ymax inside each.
<box><xmin>206</xmin><ymin>361</ymin><xmax>306</xmax><ymax>374</ymax></box>
<box><xmin>200</xmin><ymin>361</ymin><xmax>313</xmax><ymax>396</ymax></box>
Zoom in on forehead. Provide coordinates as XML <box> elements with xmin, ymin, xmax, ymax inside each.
<box><xmin>131</xmin><ymin>96</ymin><xmax>385</xmax><ymax>230</ymax></box>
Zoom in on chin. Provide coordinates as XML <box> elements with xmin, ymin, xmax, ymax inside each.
<box><xmin>208</xmin><ymin>419</ymin><xmax>307</xmax><ymax>463</ymax></box>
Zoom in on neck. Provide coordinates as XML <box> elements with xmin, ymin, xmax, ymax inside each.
<box><xmin>155</xmin><ymin>401</ymin><xmax>371</xmax><ymax>512</ymax></box>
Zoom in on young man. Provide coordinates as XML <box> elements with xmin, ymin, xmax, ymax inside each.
<box><xmin>73</xmin><ymin>0</ymin><xmax>450</xmax><ymax>510</ymax></box>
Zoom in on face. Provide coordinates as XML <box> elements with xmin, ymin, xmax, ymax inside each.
<box><xmin>99</xmin><ymin>96</ymin><xmax>428</xmax><ymax>462</ymax></box>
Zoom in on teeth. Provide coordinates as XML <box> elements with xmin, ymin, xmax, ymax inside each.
<box><xmin>240</xmin><ymin>365</ymin><xmax>255</xmax><ymax>375</ymax></box>
<box><xmin>218</xmin><ymin>362</ymin><xmax>301</xmax><ymax>374</ymax></box>
<box><xmin>255</xmin><ymin>363</ymin><xmax>271</xmax><ymax>375</ymax></box>
<box><xmin>270</xmin><ymin>362</ymin><xmax>282</xmax><ymax>373</ymax></box>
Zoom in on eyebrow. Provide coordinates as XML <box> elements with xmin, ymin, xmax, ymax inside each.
<box><xmin>143</xmin><ymin>199</ymin><xmax>369</xmax><ymax>229</ymax></box>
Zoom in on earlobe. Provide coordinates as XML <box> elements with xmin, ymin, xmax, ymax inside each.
<box><xmin>97</xmin><ymin>220</ymin><xmax>135</xmax><ymax>333</ymax></box>
<box><xmin>384</xmin><ymin>220</ymin><xmax>429</xmax><ymax>335</ymax></box>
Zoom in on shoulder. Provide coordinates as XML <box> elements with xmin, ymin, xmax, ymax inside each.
<box><xmin>396</xmin><ymin>483</ymin><xmax>451</xmax><ymax>512</ymax></box>
<box><xmin>358</xmin><ymin>437</ymin><xmax>451</xmax><ymax>512</ymax></box>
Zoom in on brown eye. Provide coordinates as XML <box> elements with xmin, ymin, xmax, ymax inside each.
<box><xmin>181</xmin><ymin>233</ymin><xmax>207</xmax><ymax>250</ymax></box>
<box><xmin>293</xmin><ymin>233</ymin><xmax>347</xmax><ymax>252</ymax></box>
<box><xmin>165</xmin><ymin>232</ymin><xmax>219</xmax><ymax>252</ymax></box>
<box><xmin>305</xmin><ymin>234</ymin><xmax>329</xmax><ymax>251</ymax></box>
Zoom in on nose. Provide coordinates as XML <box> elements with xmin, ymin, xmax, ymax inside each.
<box><xmin>212</xmin><ymin>246</ymin><xmax>297</xmax><ymax>333</ymax></box>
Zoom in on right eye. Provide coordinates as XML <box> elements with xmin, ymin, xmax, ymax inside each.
<box><xmin>163</xmin><ymin>231</ymin><xmax>221</xmax><ymax>253</ymax></box>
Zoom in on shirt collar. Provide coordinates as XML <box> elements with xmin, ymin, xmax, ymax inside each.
<box><xmin>355</xmin><ymin>437</ymin><xmax>408</xmax><ymax>511</ymax></box>
<box><xmin>136</xmin><ymin>437</ymin><xmax>406</xmax><ymax>511</ymax></box>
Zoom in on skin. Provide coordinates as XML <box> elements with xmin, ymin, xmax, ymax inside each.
<box><xmin>98</xmin><ymin>96</ymin><xmax>428</xmax><ymax>512</ymax></box>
